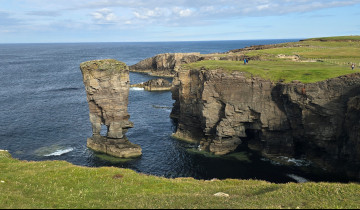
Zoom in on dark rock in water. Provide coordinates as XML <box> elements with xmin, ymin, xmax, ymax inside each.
<box><xmin>87</xmin><ymin>135</ymin><xmax>142</xmax><ymax>158</ymax></box>
<box><xmin>80</xmin><ymin>59</ymin><xmax>142</xmax><ymax>158</ymax></box>
<box><xmin>171</xmin><ymin>69</ymin><xmax>360</xmax><ymax>179</ymax></box>
<box><xmin>131</xmin><ymin>78</ymin><xmax>172</xmax><ymax>91</ymax></box>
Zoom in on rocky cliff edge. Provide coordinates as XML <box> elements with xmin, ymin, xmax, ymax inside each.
<box><xmin>171</xmin><ymin>69</ymin><xmax>360</xmax><ymax>178</ymax></box>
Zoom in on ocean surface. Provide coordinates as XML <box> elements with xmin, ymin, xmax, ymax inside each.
<box><xmin>0</xmin><ymin>39</ymin><xmax>352</xmax><ymax>183</ymax></box>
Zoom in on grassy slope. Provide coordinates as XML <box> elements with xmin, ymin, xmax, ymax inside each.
<box><xmin>1</xmin><ymin>151</ymin><xmax>359</xmax><ymax>209</ymax></box>
<box><xmin>184</xmin><ymin>36</ymin><xmax>360</xmax><ymax>83</ymax></box>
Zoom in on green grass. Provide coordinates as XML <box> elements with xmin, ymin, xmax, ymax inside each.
<box><xmin>184</xmin><ymin>59</ymin><xmax>358</xmax><ymax>83</ymax></box>
<box><xmin>304</xmin><ymin>36</ymin><xmax>360</xmax><ymax>42</ymax></box>
<box><xmin>184</xmin><ymin>36</ymin><xmax>360</xmax><ymax>83</ymax></box>
<box><xmin>1</xmin><ymin>150</ymin><xmax>360</xmax><ymax>209</ymax></box>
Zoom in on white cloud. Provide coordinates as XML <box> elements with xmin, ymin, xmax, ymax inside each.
<box><xmin>91</xmin><ymin>8</ymin><xmax>118</xmax><ymax>24</ymax></box>
<box><xmin>173</xmin><ymin>7</ymin><xmax>194</xmax><ymax>17</ymax></box>
<box><xmin>133</xmin><ymin>7</ymin><xmax>170</xmax><ymax>20</ymax></box>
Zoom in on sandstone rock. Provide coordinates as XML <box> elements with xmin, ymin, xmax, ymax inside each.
<box><xmin>129</xmin><ymin>53</ymin><xmax>202</xmax><ymax>77</ymax></box>
<box><xmin>80</xmin><ymin>59</ymin><xmax>141</xmax><ymax>158</ymax></box>
<box><xmin>131</xmin><ymin>78</ymin><xmax>172</xmax><ymax>91</ymax></box>
<box><xmin>87</xmin><ymin>136</ymin><xmax>142</xmax><ymax>158</ymax></box>
<box><xmin>171</xmin><ymin>69</ymin><xmax>360</xmax><ymax>179</ymax></box>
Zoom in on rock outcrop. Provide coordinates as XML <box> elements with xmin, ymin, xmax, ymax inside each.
<box><xmin>129</xmin><ymin>53</ymin><xmax>202</xmax><ymax>77</ymax></box>
<box><xmin>80</xmin><ymin>59</ymin><xmax>142</xmax><ymax>158</ymax></box>
<box><xmin>171</xmin><ymin>69</ymin><xmax>360</xmax><ymax>178</ymax></box>
<box><xmin>131</xmin><ymin>78</ymin><xmax>172</xmax><ymax>91</ymax></box>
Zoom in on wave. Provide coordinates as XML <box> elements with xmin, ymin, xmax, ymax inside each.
<box><xmin>287</xmin><ymin>174</ymin><xmax>309</xmax><ymax>183</ymax></box>
<box><xmin>44</xmin><ymin>148</ymin><xmax>74</xmax><ymax>157</ymax></box>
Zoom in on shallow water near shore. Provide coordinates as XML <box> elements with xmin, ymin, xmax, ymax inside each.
<box><xmin>0</xmin><ymin>40</ymin><xmax>355</xmax><ymax>183</ymax></box>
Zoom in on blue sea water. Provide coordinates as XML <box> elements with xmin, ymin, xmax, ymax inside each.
<box><xmin>0</xmin><ymin>39</ymin><xmax>351</xmax><ymax>183</ymax></box>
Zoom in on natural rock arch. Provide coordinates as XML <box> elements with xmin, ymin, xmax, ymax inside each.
<box><xmin>80</xmin><ymin>59</ymin><xmax>142</xmax><ymax>158</ymax></box>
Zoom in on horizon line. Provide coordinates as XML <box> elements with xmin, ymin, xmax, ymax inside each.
<box><xmin>0</xmin><ymin>37</ymin><xmax>306</xmax><ymax>45</ymax></box>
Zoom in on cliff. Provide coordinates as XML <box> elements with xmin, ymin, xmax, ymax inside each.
<box><xmin>131</xmin><ymin>78</ymin><xmax>172</xmax><ymax>91</ymax></box>
<box><xmin>129</xmin><ymin>53</ymin><xmax>202</xmax><ymax>77</ymax></box>
<box><xmin>171</xmin><ymin>69</ymin><xmax>360</xmax><ymax>178</ymax></box>
<box><xmin>80</xmin><ymin>59</ymin><xmax>142</xmax><ymax>158</ymax></box>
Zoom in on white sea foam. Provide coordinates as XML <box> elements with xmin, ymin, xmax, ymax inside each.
<box><xmin>287</xmin><ymin>174</ymin><xmax>309</xmax><ymax>183</ymax></box>
<box><xmin>44</xmin><ymin>148</ymin><xmax>74</xmax><ymax>157</ymax></box>
<box><xmin>281</xmin><ymin>156</ymin><xmax>312</xmax><ymax>167</ymax></box>
<box><xmin>130</xmin><ymin>87</ymin><xmax>144</xmax><ymax>91</ymax></box>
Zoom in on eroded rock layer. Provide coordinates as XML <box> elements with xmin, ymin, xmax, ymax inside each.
<box><xmin>131</xmin><ymin>78</ymin><xmax>172</xmax><ymax>91</ymax></box>
<box><xmin>129</xmin><ymin>53</ymin><xmax>202</xmax><ymax>77</ymax></box>
<box><xmin>80</xmin><ymin>59</ymin><xmax>141</xmax><ymax>158</ymax></box>
<box><xmin>171</xmin><ymin>69</ymin><xmax>360</xmax><ymax>178</ymax></box>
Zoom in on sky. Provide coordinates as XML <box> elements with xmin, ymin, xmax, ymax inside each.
<box><xmin>0</xmin><ymin>0</ymin><xmax>360</xmax><ymax>43</ymax></box>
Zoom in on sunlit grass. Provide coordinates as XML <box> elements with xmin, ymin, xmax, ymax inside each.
<box><xmin>183</xmin><ymin>37</ymin><xmax>360</xmax><ymax>83</ymax></box>
<box><xmin>184</xmin><ymin>59</ymin><xmax>358</xmax><ymax>83</ymax></box>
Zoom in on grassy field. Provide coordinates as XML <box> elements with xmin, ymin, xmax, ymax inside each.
<box><xmin>1</xmin><ymin>150</ymin><xmax>359</xmax><ymax>209</ymax></box>
<box><xmin>184</xmin><ymin>36</ymin><xmax>360</xmax><ymax>83</ymax></box>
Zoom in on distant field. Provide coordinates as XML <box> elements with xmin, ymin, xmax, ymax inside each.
<box><xmin>183</xmin><ymin>36</ymin><xmax>360</xmax><ymax>83</ymax></box>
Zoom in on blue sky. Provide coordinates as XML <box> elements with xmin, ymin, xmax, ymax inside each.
<box><xmin>1</xmin><ymin>0</ymin><xmax>360</xmax><ymax>43</ymax></box>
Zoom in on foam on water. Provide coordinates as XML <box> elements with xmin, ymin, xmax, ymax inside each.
<box><xmin>287</xmin><ymin>174</ymin><xmax>309</xmax><ymax>183</ymax></box>
<box><xmin>44</xmin><ymin>148</ymin><xmax>74</xmax><ymax>157</ymax></box>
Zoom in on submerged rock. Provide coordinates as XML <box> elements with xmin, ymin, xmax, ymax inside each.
<box><xmin>80</xmin><ymin>59</ymin><xmax>142</xmax><ymax>158</ymax></box>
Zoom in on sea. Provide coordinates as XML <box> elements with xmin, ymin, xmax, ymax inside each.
<box><xmin>0</xmin><ymin>39</ymin><xmax>353</xmax><ymax>183</ymax></box>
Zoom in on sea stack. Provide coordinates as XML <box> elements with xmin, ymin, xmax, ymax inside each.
<box><xmin>80</xmin><ymin>59</ymin><xmax>142</xmax><ymax>158</ymax></box>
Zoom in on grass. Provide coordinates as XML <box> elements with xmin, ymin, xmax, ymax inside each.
<box><xmin>1</xmin><ymin>150</ymin><xmax>360</xmax><ymax>209</ymax></box>
<box><xmin>183</xmin><ymin>36</ymin><xmax>360</xmax><ymax>83</ymax></box>
<box><xmin>184</xmin><ymin>59</ymin><xmax>358</xmax><ymax>83</ymax></box>
<box><xmin>304</xmin><ymin>36</ymin><xmax>360</xmax><ymax>42</ymax></box>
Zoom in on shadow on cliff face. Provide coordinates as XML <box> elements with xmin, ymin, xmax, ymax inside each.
<box><xmin>268</xmin><ymin>75</ymin><xmax>360</xmax><ymax>180</ymax></box>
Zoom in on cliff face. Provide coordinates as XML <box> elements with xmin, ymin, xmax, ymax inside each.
<box><xmin>131</xmin><ymin>78</ymin><xmax>172</xmax><ymax>91</ymax></box>
<box><xmin>80</xmin><ymin>59</ymin><xmax>142</xmax><ymax>158</ymax></box>
<box><xmin>171</xmin><ymin>69</ymin><xmax>360</xmax><ymax>177</ymax></box>
<box><xmin>129</xmin><ymin>53</ymin><xmax>202</xmax><ymax>77</ymax></box>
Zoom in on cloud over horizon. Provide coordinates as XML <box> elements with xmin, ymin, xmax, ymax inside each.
<box><xmin>0</xmin><ymin>0</ymin><xmax>360</xmax><ymax>42</ymax></box>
